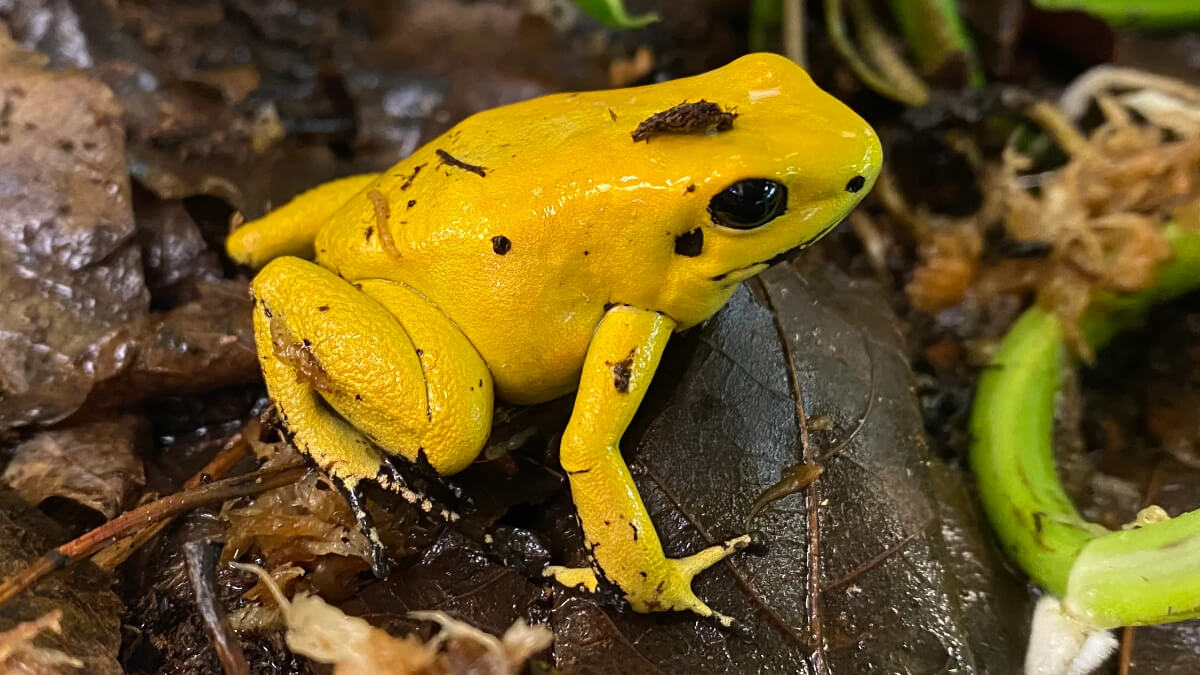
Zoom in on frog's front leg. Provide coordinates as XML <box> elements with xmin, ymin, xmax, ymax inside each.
<box><xmin>545</xmin><ymin>305</ymin><xmax>753</xmax><ymax>626</ymax></box>
<box><xmin>228</xmin><ymin>174</ymin><xmax>379</xmax><ymax>268</ymax></box>
<box><xmin>249</xmin><ymin>256</ymin><xmax>493</xmax><ymax>572</ymax></box>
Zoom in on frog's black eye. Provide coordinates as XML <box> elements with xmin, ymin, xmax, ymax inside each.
<box><xmin>708</xmin><ymin>179</ymin><xmax>788</xmax><ymax>230</ymax></box>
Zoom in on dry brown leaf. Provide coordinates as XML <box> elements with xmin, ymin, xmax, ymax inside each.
<box><xmin>222</xmin><ymin>471</ymin><xmax>373</xmax><ymax>568</ymax></box>
<box><xmin>906</xmin><ymin>230</ymin><xmax>982</xmax><ymax>314</ymax></box>
<box><xmin>0</xmin><ymin>610</ymin><xmax>83</xmax><ymax>674</ymax></box>
<box><xmin>2</xmin><ymin>418</ymin><xmax>146</xmax><ymax>519</ymax></box>
<box><xmin>233</xmin><ymin>563</ymin><xmax>552</xmax><ymax>675</ymax></box>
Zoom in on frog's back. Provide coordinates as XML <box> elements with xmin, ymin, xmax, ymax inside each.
<box><xmin>314</xmin><ymin>83</ymin><xmax>703</xmax><ymax>402</ymax></box>
<box><xmin>314</xmin><ymin>53</ymin><xmax>880</xmax><ymax>403</ymax></box>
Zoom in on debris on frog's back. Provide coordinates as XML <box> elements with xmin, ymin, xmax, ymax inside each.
<box><xmin>631</xmin><ymin>100</ymin><xmax>737</xmax><ymax>142</ymax></box>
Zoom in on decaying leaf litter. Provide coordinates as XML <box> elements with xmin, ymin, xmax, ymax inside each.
<box><xmin>1</xmin><ymin>0</ymin><xmax>1199</xmax><ymax>673</ymax></box>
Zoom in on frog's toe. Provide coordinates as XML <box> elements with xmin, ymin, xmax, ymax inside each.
<box><xmin>746</xmin><ymin>530</ymin><xmax>769</xmax><ymax>556</ymax></box>
<box><xmin>675</xmin><ymin>533</ymin><xmax>753</xmax><ymax>580</ymax></box>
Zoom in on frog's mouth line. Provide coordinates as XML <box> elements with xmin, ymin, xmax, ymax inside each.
<box><xmin>709</xmin><ymin>243</ymin><xmax>803</xmax><ymax>282</ymax></box>
<box><xmin>708</xmin><ymin>217</ymin><xmax>845</xmax><ymax>282</ymax></box>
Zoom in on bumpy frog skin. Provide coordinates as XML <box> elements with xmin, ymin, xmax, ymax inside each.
<box><xmin>227</xmin><ymin>53</ymin><xmax>881</xmax><ymax>626</ymax></box>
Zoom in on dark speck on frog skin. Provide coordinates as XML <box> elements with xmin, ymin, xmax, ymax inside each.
<box><xmin>674</xmin><ymin>228</ymin><xmax>703</xmax><ymax>257</ymax></box>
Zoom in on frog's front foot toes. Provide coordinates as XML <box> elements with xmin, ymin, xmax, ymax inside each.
<box><xmin>653</xmin><ymin>533</ymin><xmax>754</xmax><ymax>625</ymax></box>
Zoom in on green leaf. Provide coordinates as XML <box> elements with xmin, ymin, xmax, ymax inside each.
<box><xmin>573</xmin><ymin>0</ymin><xmax>659</xmax><ymax>28</ymax></box>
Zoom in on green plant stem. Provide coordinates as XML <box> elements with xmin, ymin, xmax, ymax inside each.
<box><xmin>970</xmin><ymin>307</ymin><xmax>1105</xmax><ymax>595</ymax></box>
<box><xmin>970</xmin><ymin>224</ymin><xmax>1200</xmax><ymax>621</ymax></box>
<box><xmin>749</xmin><ymin>0</ymin><xmax>783</xmax><ymax>53</ymax></box>
<box><xmin>573</xmin><ymin>0</ymin><xmax>658</xmax><ymax>28</ymax></box>
<box><xmin>888</xmin><ymin>0</ymin><xmax>983</xmax><ymax>86</ymax></box>
<box><xmin>1032</xmin><ymin>0</ymin><xmax>1200</xmax><ymax>30</ymax></box>
<box><xmin>1068</xmin><ymin>508</ymin><xmax>1200</xmax><ymax>627</ymax></box>
<box><xmin>825</xmin><ymin>0</ymin><xmax>929</xmax><ymax>106</ymax></box>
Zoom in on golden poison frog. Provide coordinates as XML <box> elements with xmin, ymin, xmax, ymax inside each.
<box><xmin>226</xmin><ymin>53</ymin><xmax>882</xmax><ymax>627</ymax></box>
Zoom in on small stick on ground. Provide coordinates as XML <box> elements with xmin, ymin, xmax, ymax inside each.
<box><xmin>0</xmin><ymin>461</ymin><xmax>306</xmax><ymax>608</ymax></box>
<box><xmin>186</xmin><ymin>539</ymin><xmax>251</xmax><ymax>675</ymax></box>
<box><xmin>93</xmin><ymin>422</ymin><xmax>256</xmax><ymax>571</ymax></box>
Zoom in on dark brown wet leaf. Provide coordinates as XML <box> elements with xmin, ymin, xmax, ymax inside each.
<box><xmin>0</xmin><ymin>486</ymin><xmax>123</xmax><ymax>673</ymax></box>
<box><xmin>0</xmin><ymin>46</ymin><xmax>149</xmax><ymax>430</ymax></box>
<box><xmin>2</xmin><ymin>417</ymin><xmax>147</xmax><ymax>521</ymax></box>
<box><xmin>79</xmin><ymin>279</ymin><xmax>258</xmax><ymax>412</ymax></box>
<box><xmin>133</xmin><ymin>196</ymin><xmax>223</xmax><ymax>306</ymax></box>
<box><xmin>338</xmin><ymin>529</ymin><xmax>551</xmax><ymax>645</ymax></box>
<box><xmin>550</xmin><ymin>263</ymin><xmax>1025</xmax><ymax>673</ymax></box>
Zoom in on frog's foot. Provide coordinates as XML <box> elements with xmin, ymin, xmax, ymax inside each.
<box><xmin>330</xmin><ymin>475</ymin><xmax>390</xmax><ymax>578</ymax></box>
<box><xmin>375</xmin><ymin>456</ymin><xmax>463</xmax><ymax>523</ymax></box>
<box><xmin>544</xmin><ymin>533</ymin><xmax>755</xmax><ymax>630</ymax></box>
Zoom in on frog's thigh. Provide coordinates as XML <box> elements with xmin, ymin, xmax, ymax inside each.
<box><xmin>251</xmin><ymin>257</ymin><xmax>485</xmax><ymax>482</ymax></box>
<box><xmin>228</xmin><ymin>174</ymin><xmax>379</xmax><ymax>268</ymax></box>
<box><xmin>357</xmin><ymin>279</ymin><xmax>493</xmax><ymax>476</ymax></box>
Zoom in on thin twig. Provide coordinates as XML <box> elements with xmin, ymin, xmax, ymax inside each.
<box><xmin>185</xmin><ymin>539</ymin><xmax>251</xmax><ymax>675</ymax></box>
<box><xmin>1026</xmin><ymin>100</ymin><xmax>1089</xmax><ymax>156</ymax></box>
<box><xmin>756</xmin><ymin>273</ymin><xmax>828</xmax><ymax>675</ymax></box>
<box><xmin>821</xmin><ymin>531</ymin><xmax>920</xmax><ymax>592</ymax></box>
<box><xmin>848</xmin><ymin>211</ymin><xmax>889</xmax><ymax>283</ymax></box>
<box><xmin>0</xmin><ymin>461</ymin><xmax>306</xmax><ymax>608</ymax></box>
<box><xmin>818</xmin><ymin>334</ymin><xmax>876</xmax><ymax>463</ymax></box>
<box><xmin>824</xmin><ymin>0</ymin><xmax>928</xmax><ymax>106</ymax></box>
<box><xmin>93</xmin><ymin>425</ymin><xmax>255</xmax><ymax>571</ymax></box>
<box><xmin>1060</xmin><ymin>65</ymin><xmax>1200</xmax><ymax>120</ymax></box>
<box><xmin>1117</xmin><ymin>626</ymin><xmax>1135</xmax><ymax>675</ymax></box>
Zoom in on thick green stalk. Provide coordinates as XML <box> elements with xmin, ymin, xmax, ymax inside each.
<box><xmin>1067</xmin><ymin>508</ymin><xmax>1200</xmax><ymax>627</ymax></box>
<box><xmin>1032</xmin><ymin>0</ymin><xmax>1200</xmax><ymax>30</ymax></box>
<box><xmin>969</xmin><ymin>307</ymin><xmax>1106</xmax><ymax>595</ymax></box>
<box><xmin>750</xmin><ymin>0</ymin><xmax>783</xmax><ymax>52</ymax></box>
<box><xmin>970</xmin><ymin>224</ymin><xmax>1200</xmax><ymax>619</ymax></box>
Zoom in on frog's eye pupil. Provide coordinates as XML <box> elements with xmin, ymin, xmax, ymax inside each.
<box><xmin>708</xmin><ymin>179</ymin><xmax>787</xmax><ymax>230</ymax></box>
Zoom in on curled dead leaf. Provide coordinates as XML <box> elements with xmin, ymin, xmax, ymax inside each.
<box><xmin>0</xmin><ymin>610</ymin><xmax>82</xmax><ymax>674</ymax></box>
<box><xmin>222</xmin><ymin>470</ymin><xmax>373</xmax><ymax>568</ymax></box>
<box><xmin>234</xmin><ymin>563</ymin><xmax>552</xmax><ymax>675</ymax></box>
<box><xmin>2</xmin><ymin>418</ymin><xmax>146</xmax><ymax>520</ymax></box>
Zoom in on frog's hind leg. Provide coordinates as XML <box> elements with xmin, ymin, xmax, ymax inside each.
<box><xmin>228</xmin><ymin>174</ymin><xmax>379</xmax><ymax>268</ymax></box>
<box><xmin>249</xmin><ymin>256</ymin><xmax>493</xmax><ymax>572</ymax></box>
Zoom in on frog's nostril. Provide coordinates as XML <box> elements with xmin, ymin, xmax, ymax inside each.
<box><xmin>845</xmin><ymin>175</ymin><xmax>866</xmax><ymax>193</ymax></box>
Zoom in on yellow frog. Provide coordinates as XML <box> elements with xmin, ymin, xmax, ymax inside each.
<box><xmin>226</xmin><ymin>53</ymin><xmax>881</xmax><ymax>627</ymax></box>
